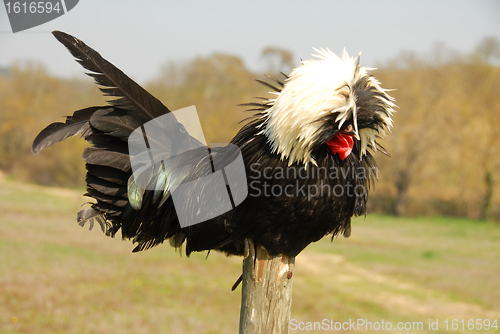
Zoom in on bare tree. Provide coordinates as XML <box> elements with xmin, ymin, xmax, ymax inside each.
<box><xmin>261</xmin><ymin>46</ymin><xmax>294</xmax><ymax>75</ymax></box>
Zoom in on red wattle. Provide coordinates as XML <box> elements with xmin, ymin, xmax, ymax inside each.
<box><xmin>326</xmin><ymin>132</ymin><xmax>354</xmax><ymax>160</ymax></box>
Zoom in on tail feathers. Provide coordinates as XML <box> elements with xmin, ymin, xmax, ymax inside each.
<box><xmin>77</xmin><ymin>207</ymin><xmax>110</xmax><ymax>233</ymax></box>
<box><xmin>132</xmin><ymin>239</ymin><xmax>157</xmax><ymax>253</ymax></box>
<box><xmin>168</xmin><ymin>233</ymin><xmax>186</xmax><ymax>248</ymax></box>
<box><xmin>126</xmin><ymin>157</ymin><xmax>193</xmax><ymax>211</ymax></box>
<box><xmin>86</xmin><ymin>164</ymin><xmax>129</xmax><ymax>185</ymax></box>
<box><xmin>52</xmin><ymin>31</ymin><xmax>170</xmax><ymax>120</ymax></box>
<box><xmin>33</xmin><ymin>31</ymin><xmax>225</xmax><ymax>254</ymax></box>
<box><xmin>89</xmin><ymin>108</ymin><xmax>150</xmax><ymax>140</ymax></box>
<box><xmin>82</xmin><ymin>146</ymin><xmax>131</xmax><ymax>172</ymax></box>
<box><xmin>127</xmin><ymin>173</ymin><xmax>146</xmax><ymax>210</ymax></box>
<box><xmin>85</xmin><ymin>188</ymin><xmax>128</xmax><ymax>207</ymax></box>
<box><xmin>32</xmin><ymin>105</ymin><xmax>146</xmax><ymax>157</ymax></box>
<box><xmin>86</xmin><ymin>174</ymin><xmax>127</xmax><ymax>197</ymax></box>
<box><xmin>32</xmin><ymin>106</ymin><xmax>102</xmax><ymax>155</ymax></box>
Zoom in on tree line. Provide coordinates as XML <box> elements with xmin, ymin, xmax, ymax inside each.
<box><xmin>0</xmin><ymin>39</ymin><xmax>498</xmax><ymax>221</ymax></box>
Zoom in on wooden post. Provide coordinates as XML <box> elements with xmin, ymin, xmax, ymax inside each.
<box><xmin>239</xmin><ymin>239</ymin><xmax>295</xmax><ymax>334</ymax></box>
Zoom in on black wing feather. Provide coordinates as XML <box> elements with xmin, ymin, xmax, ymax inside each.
<box><xmin>89</xmin><ymin>108</ymin><xmax>149</xmax><ymax>139</ymax></box>
<box><xmin>32</xmin><ymin>106</ymin><xmax>101</xmax><ymax>155</ymax></box>
<box><xmin>52</xmin><ymin>31</ymin><xmax>170</xmax><ymax>120</ymax></box>
<box><xmin>82</xmin><ymin>146</ymin><xmax>131</xmax><ymax>172</ymax></box>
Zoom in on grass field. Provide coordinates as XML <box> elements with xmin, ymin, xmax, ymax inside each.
<box><xmin>1</xmin><ymin>176</ymin><xmax>499</xmax><ymax>333</ymax></box>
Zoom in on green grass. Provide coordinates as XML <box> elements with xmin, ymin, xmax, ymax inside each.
<box><xmin>1</xmin><ymin>177</ymin><xmax>499</xmax><ymax>333</ymax></box>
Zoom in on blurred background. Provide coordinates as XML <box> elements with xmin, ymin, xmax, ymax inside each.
<box><xmin>1</xmin><ymin>1</ymin><xmax>499</xmax><ymax>333</ymax></box>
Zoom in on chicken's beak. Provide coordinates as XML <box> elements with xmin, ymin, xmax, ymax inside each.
<box><xmin>342</xmin><ymin>124</ymin><xmax>360</xmax><ymax>140</ymax></box>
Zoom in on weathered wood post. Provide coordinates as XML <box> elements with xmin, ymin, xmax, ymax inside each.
<box><xmin>238</xmin><ymin>239</ymin><xmax>295</xmax><ymax>334</ymax></box>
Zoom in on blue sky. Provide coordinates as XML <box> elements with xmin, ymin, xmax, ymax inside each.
<box><xmin>1</xmin><ymin>0</ymin><xmax>499</xmax><ymax>83</ymax></box>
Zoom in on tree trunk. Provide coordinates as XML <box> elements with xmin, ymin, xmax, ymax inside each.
<box><xmin>393</xmin><ymin>169</ymin><xmax>410</xmax><ymax>216</ymax></box>
<box><xmin>481</xmin><ymin>170</ymin><xmax>493</xmax><ymax>221</ymax></box>
<box><xmin>239</xmin><ymin>239</ymin><xmax>295</xmax><ymax>334</ymax></box>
